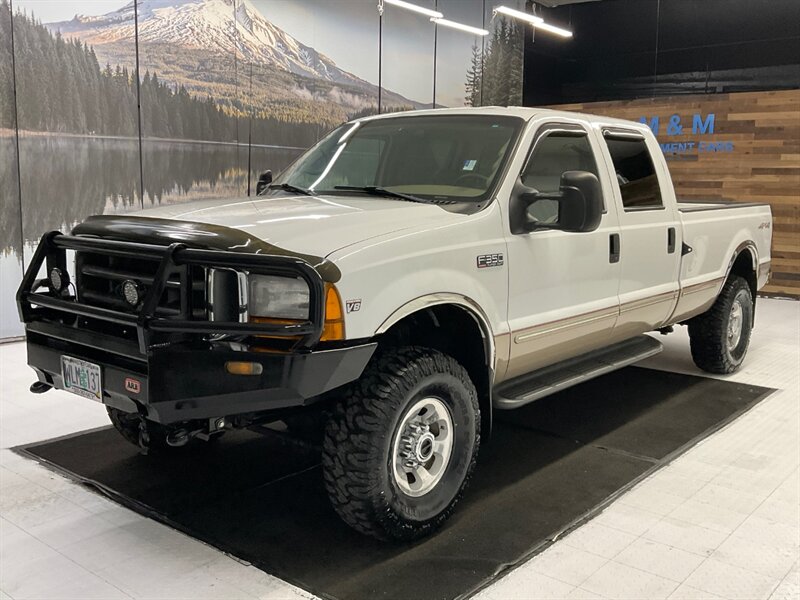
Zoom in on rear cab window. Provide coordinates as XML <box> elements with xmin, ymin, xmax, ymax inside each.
<box><xmin>603</xmin><ymin>134</ymin><xmax>664</xmax><ymax>210</ymax></box>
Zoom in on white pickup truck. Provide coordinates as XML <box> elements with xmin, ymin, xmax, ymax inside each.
<box><xmin>18</xmin><ymin>107</ymin><xmax>772</xmax><ymax>541</ymax></box>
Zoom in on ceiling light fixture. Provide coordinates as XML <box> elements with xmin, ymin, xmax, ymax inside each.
<box><xmin>493</xmin><ymin>5</ymin><xmax>544</xmax><ymax>25</ymax></box>
<box><xmin>430</xmin><ymin>17</ymin><xmax>489</xmax><ymax>36</ymax></box>
<box><xmin>530</xmin><ymin>20</ymin><xmax>572</xmax><ymax>38</ymax></box>
<box><xmin>493</xmin><ymin>5</ymin><xmax>573</xmax><ymax>38</ymax></box>
<box><xmin>384</xmin><ymin>0</ymin><xmax>443</xmax><ymax>19</ymax></box>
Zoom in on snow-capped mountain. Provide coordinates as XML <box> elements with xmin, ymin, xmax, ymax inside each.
<box><xmin>47</xmin><ymin>0</ymin><xmax>422</xmax><ymax>109</ymax></box>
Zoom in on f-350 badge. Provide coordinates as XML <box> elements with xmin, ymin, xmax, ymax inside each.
<box><xmin>477</xmin><ymin>253</ymin><xmax>504</xmax><ymax>268</ymax></box>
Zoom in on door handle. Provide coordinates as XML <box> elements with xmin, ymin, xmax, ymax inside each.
<box><xmin>609</xmin><ymin>233</ymin><xmax>621</xmax><ymax>263</ymax></box>
<box><xmin>667</xmin><ymin>227</ymin><xmax>676</xmax><ymax>254</ymax></box>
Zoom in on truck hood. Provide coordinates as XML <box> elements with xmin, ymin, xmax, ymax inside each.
<box><xmin>128</xmin><ymin>194</ymin><xmax>457</xmax><ymax>258</ymax></box>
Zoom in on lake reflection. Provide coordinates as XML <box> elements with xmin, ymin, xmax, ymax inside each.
<box><xmin>3</xmin><ymin>135</ymin><xmax>303</xmax><ymax>251</ymax></box>
<box><xmin>0</xmin><ymin>135</ymin><xmax>303</xmax><ymax>338</ymax></box>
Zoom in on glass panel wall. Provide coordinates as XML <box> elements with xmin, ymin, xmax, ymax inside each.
<box><xmin>0</xmin><ymin>0</ymin><xmax>525</xmax><ymax>339</ymax></box>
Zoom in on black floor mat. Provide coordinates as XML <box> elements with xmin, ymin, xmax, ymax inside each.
<box><xmin>18</xmin><ymin>367</ymin><xmax>773</xmax><ymax>600</ymax></box>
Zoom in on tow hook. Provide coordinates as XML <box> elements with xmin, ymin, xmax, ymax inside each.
<box><xmin>166</xmin><ymin>428</ymin><xmax>191</xmax><ymax>447</ymax></box>
<box><xmin>166</xmin><ymin>417</ymin><xmax>227</xmax><ymax>447</ymax></box>
<box><xmin>29</xmin><ymin>382</ymin><xmax>52</xmax><ymax>394</ymax></box>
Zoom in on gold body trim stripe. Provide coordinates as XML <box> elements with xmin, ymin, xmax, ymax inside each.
<box><xmin>680</xmin><ymin>277</ymin><xmax>724</xmax><ymax>297</ymax></box>
<box><xmin>619</xmin><ymin>290</ymin><xmax>678</xmax><ymax>314</ymax></box>
<box><xmin>512</xmin><ymin>278</ymin><xmax>723</xmax><ymax>345</ymax></box>
<box><xmin>514</xmin><ymin>306</ymin><xmax>618</xmax><ymax>344</ymax></box>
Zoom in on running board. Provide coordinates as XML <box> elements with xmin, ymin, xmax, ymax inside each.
<box><xmin>494</xmin><ymin>335</ymin><xmax>663</xmax><ymax>409</ymax></box>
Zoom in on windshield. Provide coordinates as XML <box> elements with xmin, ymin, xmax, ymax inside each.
<box><xmin>274</xmin><ymin>115</ymin><xmax>524</xmax><ymax>203</ymax></box>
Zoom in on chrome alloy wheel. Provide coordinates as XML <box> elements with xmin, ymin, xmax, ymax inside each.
<box><xmin>727</xmin><ymin>299</ymin><xmax>744</xmax><ymax>349</ymax></box>
<box><xmin>392</xmin><ymin>397</ymin><xmax>454</xmax><ymax>497</ymax></box>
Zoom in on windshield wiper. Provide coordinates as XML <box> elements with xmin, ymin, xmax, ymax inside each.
<box><xmin>333</xmin><ymin>185</ymin><xmax>433</xmax><ymax>204</ymax></box>
<box><xmin>266</xmin><ymin>182</ymin><xmax>316</xmax><ymax>196</ymax></box>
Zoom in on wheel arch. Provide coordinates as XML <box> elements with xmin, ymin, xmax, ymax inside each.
<box><xmin>726</xmin><ymin>241</ymin><xmax>758</xmax><ymax>323</ymax></box>
<box><xmin>375</xmin><ymin>294</ymin><xmax>495</xmax><ymax>438</ymax></box>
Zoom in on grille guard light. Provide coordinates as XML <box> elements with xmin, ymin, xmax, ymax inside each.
<box><xmin>121</xmin><ymin>279</ymin><xmax>141</xmax><ymax>306</ymax></box>
<box><xmin>48</xmin><ymin>267</ymin><xmax>69</xmax><ymax>292</ymax></box>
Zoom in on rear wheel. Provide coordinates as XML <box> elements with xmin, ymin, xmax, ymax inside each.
<box><xmin>688</xmin><ymin>275</ymin><xmax>753</xmax><ymax>374</ymax></box>
<box><xmin>322</xmin><ymin>346</ymin><xmax>480</xmax><ymax>541</ymax></box>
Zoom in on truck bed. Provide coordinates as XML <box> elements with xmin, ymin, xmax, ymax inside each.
<box><xmin>677</xmin><ymin>199</ymin><xmax>770</xmax><ymax>213</ymax></box>
<box><xmin>669</xmin><ymin>199</ymin><xmax>772</xmax><ymax>324</ymax></box>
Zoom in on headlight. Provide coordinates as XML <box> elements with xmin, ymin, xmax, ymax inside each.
<box><xmin>248</xmin><ymin>274</ymin><xmax>310</xmax><ymax>320</ymax></box>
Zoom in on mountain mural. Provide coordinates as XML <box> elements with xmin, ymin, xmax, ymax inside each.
<box><xmin>46</xmin><ymin>0</ymin><xmax>425</xmax><ymax>126</ymax></box>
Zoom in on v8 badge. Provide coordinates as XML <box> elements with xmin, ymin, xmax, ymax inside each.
<box><xmin>346</xmin><ymin>299</ymin><xmax>362</xmax><ymax>313</ymax></box>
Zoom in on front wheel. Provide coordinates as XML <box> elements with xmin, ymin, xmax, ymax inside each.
<box><xmin>322</xmin><ymin>347</ymin><xmax>480</xmax><ymax>541</ymax></box>
<box><xmin>688</xmin><ymin>275</ymin><xmax>754</xmax><ymax>374</ymax></box>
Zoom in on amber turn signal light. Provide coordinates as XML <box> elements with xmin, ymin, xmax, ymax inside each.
<box><xmin>320</xmin><ymin>283</ymin><xmax>345</xmax><ymax>341</ymax></box>
<box><xmin>225</xmin><ymin>361</ymin><xmax>263</xmax><ymax>376</ymax></box>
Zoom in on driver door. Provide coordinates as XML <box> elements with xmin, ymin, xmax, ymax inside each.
<box><xmin>504</xmin><ymin>122</ymin><xmax>622</xmax><ymax>380</ymax></box>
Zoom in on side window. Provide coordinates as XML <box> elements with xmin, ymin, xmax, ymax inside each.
<box><xmin>521</xmin><ymin>131</ymin><xmax>600</xmax><ymax>223</ymax></box>
<box><xmin>521</xmin><ymin>132</ymin><xmax>599</xmax><ymax>193</ymax></box>
<box><xmin>604</xmin><ymin>136</ymin><xmax>663</xmax><ymax>210</ymax></box>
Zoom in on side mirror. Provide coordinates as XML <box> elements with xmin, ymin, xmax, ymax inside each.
<box><xmin>255</xmin><ymin>170</ymin><xmax>273</xmax><ymax>195</ymax></box>
<box><xmin>510</xmin><ymin>170</ymin><xmax>603</xmax><ymax>235</ymax></box>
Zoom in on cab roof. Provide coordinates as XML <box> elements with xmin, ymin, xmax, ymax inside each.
<box><xmin>357</xmin><ymin>105</ymin><xmax>650</xmax><ymax>134</ymax></box>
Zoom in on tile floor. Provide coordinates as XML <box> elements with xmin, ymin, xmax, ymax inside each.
<box><xmin>1</xmin><ymin>298</ymin><xmax>798</xmax><ymax>600</ymax></box>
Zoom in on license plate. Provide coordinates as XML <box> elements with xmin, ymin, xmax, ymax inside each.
<box><xmin>61</xmin><ymin>356</ymin><xmax>102</xmax><ymax>401</ymax></box>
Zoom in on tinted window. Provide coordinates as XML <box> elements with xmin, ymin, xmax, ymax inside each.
<box><xmin>604</xmin><ymin>137</ymin><xmax>663</xmax><ymax>209</ymax></box>
<box><xmin>522</xmin><ymin>132</ymin><xmax>599</xmax><ymax>193</ymax></box>
<box><xmin>521</xmin><ymin>132</ymin><xmax>600</xmax><ymax>223</ymax></box>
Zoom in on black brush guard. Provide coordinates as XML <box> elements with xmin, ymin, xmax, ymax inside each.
<box><xmin>16</xmin><ymin>232</ymin><xmax>376</xmax><ymax>424</ymax></box>
<box><xmin>17</xmin><ymin>231</ymin><xmax>326</xmax><ymax>354</ymax></box>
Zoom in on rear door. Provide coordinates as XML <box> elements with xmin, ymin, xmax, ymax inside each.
<box><xmin>503</xmin><ymin>122</ymin><xmax>621</xmax><ymax>380</ymax></box>
<box><xmin>597</xmin><ymin>129</ymin><xmax>682</xmax><ymax>338</ymax></box>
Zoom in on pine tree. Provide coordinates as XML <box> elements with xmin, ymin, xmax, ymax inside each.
<box><xmin>0</xmin><ymin>0</ymin><xmax>15</xmax><ymax>128</ymax></box>
<box><xmin>464</xmin><ymin>44</ymin><xmax>484</xmax><ymax>107</ymax></box>
<box><xmin>467</xmin><ymin>16</ymin><xmax>525</xmax><ymax>108</ymax></box>
<box><xmin>482</xmin><ymin>21</ymin><xmax>505</xmax><ymax>106</ymax></box>
<box><xmin>507</xmin><ymin>21</ymin><xmax>524</xmax><ymax>106</ymax></box>
<box><xmin>496</xmin><ymin>20</ymin><xmax>513</xmax><ymax>107</ymax></box>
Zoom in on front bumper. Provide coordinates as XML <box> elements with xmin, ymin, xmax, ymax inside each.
<box><xmin>27</xmin><ymin>321</ymin><xmax>376</xmax><ymax>424</ymax></box>
<box><xmin>18</xmin><ymin>230</ymin><xmax>375</xmax><ymax>424</ymax></box>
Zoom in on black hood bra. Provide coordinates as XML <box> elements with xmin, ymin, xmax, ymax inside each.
<box><xmin>72</xmin><ymin>215</ymin><xmax>342</xmax><ymax>283</ymax></box>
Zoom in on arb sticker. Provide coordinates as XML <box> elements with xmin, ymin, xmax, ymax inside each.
<box><xmin>124</xmin><ymin>377</ymin><xmax>141</xmax><ymax>394</ymax></box>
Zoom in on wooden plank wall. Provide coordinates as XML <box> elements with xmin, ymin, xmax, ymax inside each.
<box><xmin>547</xmin><ymin>90</ymin><xmax>800</xmax><ymax>297</ymax></box>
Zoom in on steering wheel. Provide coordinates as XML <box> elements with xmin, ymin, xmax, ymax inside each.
<box><xmin>454</xmin><ymin>173</ymin><xmax>489</xmax><ymax>189</ymax></box>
